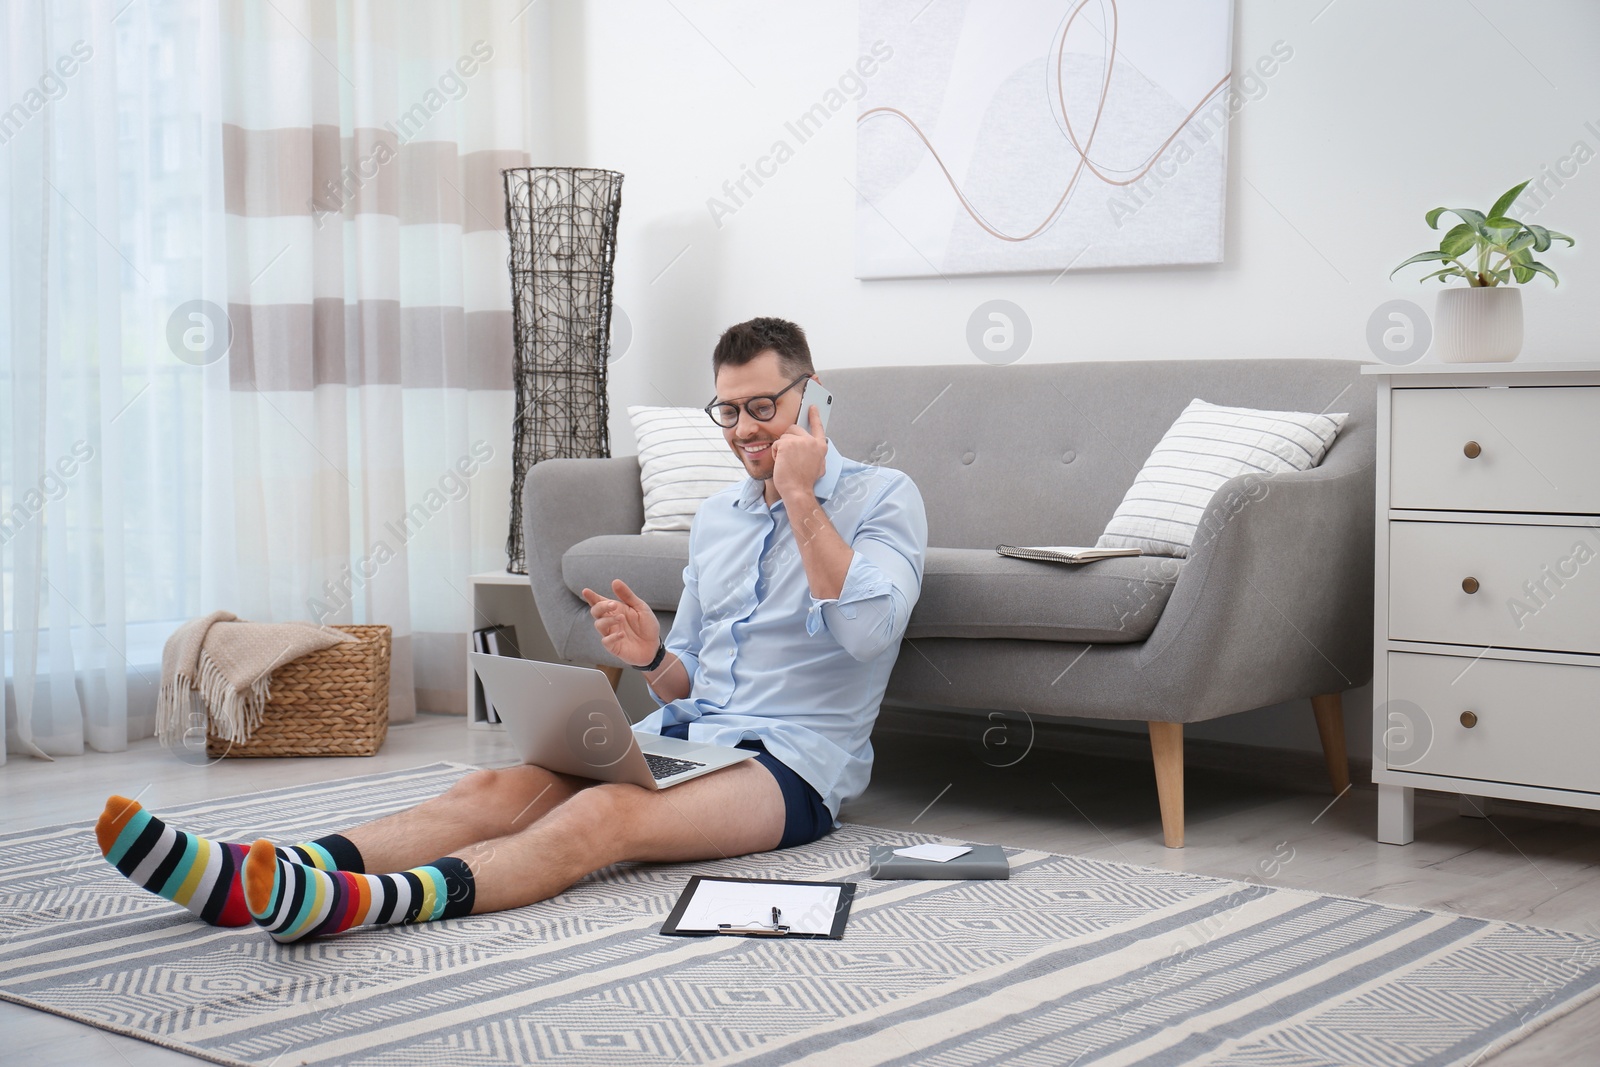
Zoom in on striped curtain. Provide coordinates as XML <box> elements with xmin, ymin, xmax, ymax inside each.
<box><xmin>214</xmin><ymin>0</ymin><xmax>537</xmax><ymax>720</ymax></box>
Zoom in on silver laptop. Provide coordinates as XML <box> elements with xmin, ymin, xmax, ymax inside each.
<box><xmin>468</xmin><ymin>653</ymin><xmax>754</xmax><ymax>788</ymax></box>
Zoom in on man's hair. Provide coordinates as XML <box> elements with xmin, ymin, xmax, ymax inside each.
<box><xmin>712</xmin><ymin>317</ymin><xmax>815</xmax><ymax>380</ymax></box>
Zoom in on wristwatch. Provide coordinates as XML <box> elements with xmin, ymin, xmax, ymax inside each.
<box><xmin>631</xmin><ymin>642</ymin><xmax>667</xmax><ymax>672</ymax></box>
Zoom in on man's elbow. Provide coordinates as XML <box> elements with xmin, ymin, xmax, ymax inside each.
<box><xmin>837</xmin><ymin>622</ymin><xmax>905</xmax><ymax>663</ymax></box>
<box><xmin>825</xmin><ymin>589</ymin><xmax>915</xmax><ymax>661</ymax></box>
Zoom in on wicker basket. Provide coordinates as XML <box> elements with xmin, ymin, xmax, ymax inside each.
<box><xmin>206</xmin><ymin>624</ymin><xmax>392</xmax><ymax>758</ymax></box>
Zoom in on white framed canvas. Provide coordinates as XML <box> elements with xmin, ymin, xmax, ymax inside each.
<box><xmin>856</xmin><ymin>0</ymin><xmax>1237</xmax><ymax>279</ymax></box>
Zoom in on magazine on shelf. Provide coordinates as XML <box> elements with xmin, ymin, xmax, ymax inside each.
<box><xmin>471</xmin><ymin>624</ymin><xmax>522</xmax><ymax>723</ymax></box>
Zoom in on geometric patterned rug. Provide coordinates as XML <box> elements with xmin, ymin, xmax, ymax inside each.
<box><xmin>4</xmin><ymin>763</ymin><xmax>1598</xmax><ymax>1067</ymax></box>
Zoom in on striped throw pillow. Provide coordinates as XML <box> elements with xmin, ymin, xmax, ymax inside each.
<box><xmin>629</xmin><ymin>406</ymin><xmax>748</xmax><ymax>533</ymax></box>
<box><xmin>1095</xmin><ymin>399</ymin><xmax>1348</xmax><ymax>558</ymax></box>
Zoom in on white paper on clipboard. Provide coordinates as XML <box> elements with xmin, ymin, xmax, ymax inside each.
<box><xmin>673</xmin><ymin>879</ymin><xmax>842</xmax><ymax>935</ymax></box>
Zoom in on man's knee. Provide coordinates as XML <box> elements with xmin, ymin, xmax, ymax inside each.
<box><xmin>562</xmin><ymin>782</ymin><xmax>644</xmax><ymax>851</ymax></box>
<box><xmin>444</xmin><ymin>767</ymin><xmax>555</xmax><ymax>833</ymax></box>
<box><xmin>445</xmin><ymin>767</ymin><xmax>507</xmax><ymax>803</ymax></box>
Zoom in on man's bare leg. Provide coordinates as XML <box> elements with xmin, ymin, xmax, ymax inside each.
<box><xmin>239</xmin><ymin>758</ymin><xmax>789</xmax><ymax>939</ymax></box>
<box><xmin>338</xmin><ymin>764</ymin><xmax>594</xmax><ymax>873</ymax></box>
<box><xmin>96</xmin><ymin>763</ymin><xmax>593</xmax><ymax>928</ymax></box>
<box><xmin>460</xmin><ymin>758</ymin><xmax>787</xmax><ymax>914</ymax></box>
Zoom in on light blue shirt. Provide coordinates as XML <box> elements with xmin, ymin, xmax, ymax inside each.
<box><xmin>632</xmin><ymin>440</ymin><xmax>927</xmax><ymax>820</ymax></box>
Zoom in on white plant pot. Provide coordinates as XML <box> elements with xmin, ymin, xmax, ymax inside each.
<box><xmin>1434</xmin><ymin>286</ymin><xmax>1523</xmax><ymax>363</ymax></box>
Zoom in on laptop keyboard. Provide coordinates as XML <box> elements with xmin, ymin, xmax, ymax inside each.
<box><xmin>644</xmin><ymin>752</ymin><xmax>706</xmax><ymax>780</ymax></box>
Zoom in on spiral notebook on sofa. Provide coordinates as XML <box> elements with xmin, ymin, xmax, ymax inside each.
<box><xmin>995</xmin><ymin>545</ymin><xmax>1142</xmax><ymax>565</ymax></box>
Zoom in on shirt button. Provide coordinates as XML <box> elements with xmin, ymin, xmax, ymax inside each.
<box><xmin>728</xmin><ymin>649</ymin><xmax>735</xmax><ymax>658</ymax></box>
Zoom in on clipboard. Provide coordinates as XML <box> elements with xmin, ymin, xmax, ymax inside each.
<box><xmin>660</xmin><ymin>876</ymin><xmax>855</xmax><ymax>940</ymax></box>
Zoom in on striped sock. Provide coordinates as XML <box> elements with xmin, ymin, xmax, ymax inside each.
<box><xmin>242</xmin><ymin>840</ymin><xmax>476</xmax><ymax>943</ymax></box>
<box><xmin>96</xmin><ymin>796</ymin><xmax>364</xmax><ymax>927</ymax></box>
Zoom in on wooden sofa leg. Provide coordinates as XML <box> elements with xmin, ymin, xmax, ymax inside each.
<box><xmin>1310</xmin><ymin>692</ymin><xmax>1351</xmax><ymax>795</ymax></box>
<box><xmin>597</xmin><ymin>665</ymin><xmax>624</xmax><ymax>693</ymax></box>
<box><xmin>1148</xmin><ymin>721</ymin><xmax>1184</xmax><ymax>849</ymax></box>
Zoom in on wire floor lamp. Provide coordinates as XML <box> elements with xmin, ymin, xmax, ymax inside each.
<box><xmin>501</xmin><ymin>166</ymin><xmax>624</xmax><ymax>575</ymax></box>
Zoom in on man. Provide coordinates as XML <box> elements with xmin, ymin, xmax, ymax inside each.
<box><xmin>96</xmin><ymin>316</ymin><xmax>927</xmax><ymax>942</ymax></box>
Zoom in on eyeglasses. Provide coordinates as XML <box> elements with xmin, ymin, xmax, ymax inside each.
<box><xmin>704</xmin><ymin>374</ymin><xmax>810</xmax><ymax>428</ymax></box>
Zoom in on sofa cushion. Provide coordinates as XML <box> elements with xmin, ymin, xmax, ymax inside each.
<box><xmin>563</xmin><ymin>536</ymin><xmax>1183</xmax><ymax>643</ymax></box>
<box><xmin>1096</xmin><ymin>398</ymin><xmax>1348</xmax><ymax>558</ymax></box>
<box><xmin>629</xmin><ymin>406</ymin><xmax>746</xmax><ymax>533</ymax></box>
<box><xmin>563</xmin><ymin>533</ymin><xmax>690</xmax><ymax>611</ymax></box>
<box><xmin>906</xmin><ymin>549</ymin><xmax>1182</xmax><ymax>642</ymax></box>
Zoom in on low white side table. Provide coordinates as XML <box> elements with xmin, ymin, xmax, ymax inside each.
<box><xmin>1364</xmin><ymin>362</ymin><xmax>1600</xmax><ymax>844</ymax></box>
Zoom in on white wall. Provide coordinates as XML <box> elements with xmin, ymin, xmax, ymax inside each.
<box><xmin>549</xmin><ymin>0</ymin><xmax>1600</xmax><ymax>756</ymax></box>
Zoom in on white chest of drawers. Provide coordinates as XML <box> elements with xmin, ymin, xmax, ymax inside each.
<box><xmin>1366</xmin><ymin>363</ymin><xmax>1600</xmax><ymax>844</ymax></box>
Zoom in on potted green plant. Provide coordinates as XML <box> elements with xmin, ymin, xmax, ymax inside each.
<box><xmin>1391</xmin><ymin>180</ymin><xmax>1575</xmax><ymax>362</ymax></box>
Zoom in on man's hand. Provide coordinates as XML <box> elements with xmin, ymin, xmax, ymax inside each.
<box><xmin>580</xmin><ymin>579</ymin><xmax>661</xmax><ymax>667</ymax></box>
<box><xmin>771</xmin><ymin>401</ymin><xmax>828</xmax><ymax>503</ymax></box>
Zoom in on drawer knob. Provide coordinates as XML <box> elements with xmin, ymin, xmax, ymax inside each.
<box><xmin>1460</xmin><ymin>710</ymin><xmax>1479</xmax><ymax>729</ymax></box>
<box><xmin>1461</xmin><ymin>576</ymin><xmax>1480</xmax><ymax>594</ymax></box>
<box><xmin>1463</xmin><ymin>441</ymin><xmax>1482</xmax><ymax>459</ymax></box>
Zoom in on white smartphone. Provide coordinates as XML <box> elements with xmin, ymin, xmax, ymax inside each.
<box><xmin>799</xmin><ymin>378</ymin><xmax>833</xmax><ymax>433</ymax></box>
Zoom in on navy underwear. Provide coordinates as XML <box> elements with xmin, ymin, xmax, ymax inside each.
<box><xmin>659</xmin><ymin>722</ymin><xmax>834</xmax><ymax>850</ymax></box>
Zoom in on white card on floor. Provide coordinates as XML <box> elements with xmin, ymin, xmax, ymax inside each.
<box><xmin>892</xmin><ymin>844</ymin><xmax>972</xmax><ymax>863</ymax></box>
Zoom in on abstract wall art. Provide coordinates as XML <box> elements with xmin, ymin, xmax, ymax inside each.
<box><xmin>856</xmin><ymin>0</ymin><xmax>1239</xmax><ymax>278</ymax></box>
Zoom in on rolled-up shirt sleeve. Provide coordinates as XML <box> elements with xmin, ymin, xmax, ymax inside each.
<box><xmin>805</xmin><ymin>475</ymin><xmax>927</xmax><ymax>662</ymax></box>
<box><xmin>648</xmin><ymin>535</ymin><xmax>705</xmax><ymax>710</ymax></box>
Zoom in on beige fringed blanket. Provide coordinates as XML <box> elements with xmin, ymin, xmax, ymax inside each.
<box><xmin>157</xmin><ymin>611</ymin><xmax>357</xmax><ymax>745</ymax></box>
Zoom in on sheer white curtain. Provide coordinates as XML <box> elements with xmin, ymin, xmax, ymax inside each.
<box><xmin>3</xmin><ymin>2</ymin><xmax>545</xmax><ymax>764</ymax></box>
<box><xmin>3</xmin><ymin>0</ymin><xmax>224</xmax><ymax>761</ymax></box>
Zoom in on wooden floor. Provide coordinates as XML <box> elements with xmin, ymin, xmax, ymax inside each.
<box><xmin>4</xmin><ymin>712</ymin><xmax>1597</xmax><ymax>1065</ymax></box>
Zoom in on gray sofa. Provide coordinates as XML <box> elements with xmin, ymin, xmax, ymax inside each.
<box><xmin>522</xmin><ymin>359</ymin><xmax>1376</xmax><ymax>847</ymax></box>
